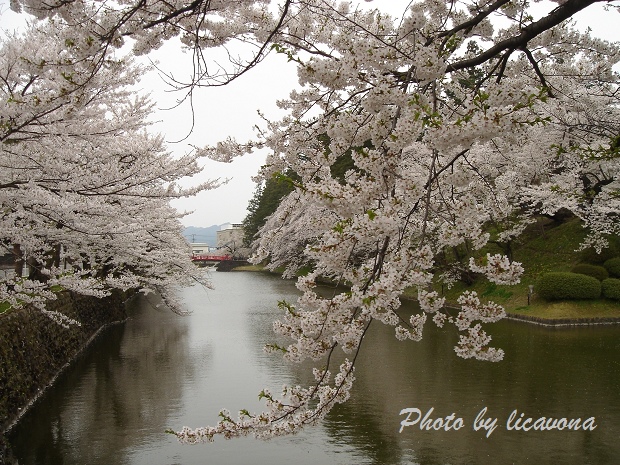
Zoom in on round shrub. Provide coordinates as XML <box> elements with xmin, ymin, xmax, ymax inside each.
<box><xmin>536</xmin><ymin>272</ymin><xmax>602</xmax><ymax>301</ymax></box>
<box><xmin>570</xmin><ymin>264</ymin><xmax>609</xmax><ymax>281</ymax></box>
<box><xmin>602</xmin><ymin>278</ymin><xmax>620</xmax><ymax>301</ymax></box>
<box><xmin>603</xmin><ymin>257</ymin><xmax>620</xmax><ymax>278</ymax></box>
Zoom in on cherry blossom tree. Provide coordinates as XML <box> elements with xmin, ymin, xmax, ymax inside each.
<box><xmin>184</xmin><ymin>1</ymin><xmax>620</xmax><ymax>441</ymax></box>
<box><xmin>0</xmin><ymin>20</ymin><xmax>216</xmax><ymax>324</ymax></box>
<box><xmin>7</xmin><ymin>0</ymin><xmax>619</xmax><ymax>442</ymax></box>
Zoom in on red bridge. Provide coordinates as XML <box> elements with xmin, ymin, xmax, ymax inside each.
<box><xmin>191</xmin><ymin>254</ymin><xmax>232</xmax><ymax>262</ymax></box>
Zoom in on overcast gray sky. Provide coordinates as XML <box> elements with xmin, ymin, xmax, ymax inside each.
<box><xmin>1</xmin><ymin>0</ymin><xmax>618</xmax><ymax>228</ymax></box>
<box><xmin>142</xmin><ymin>43</ymin><xmax>299</xmax><ymax>228</ymax></box>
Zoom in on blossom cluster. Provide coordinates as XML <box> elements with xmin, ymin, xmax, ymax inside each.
<box><xmin>469</xmin><ymin>254</ymin><xmax>525</xmax><ymax>285</ymax></box>
<box><xmin>173</xmin><ymin>359</ymin><xmax>355</xmax><ymax>442</ymax></box>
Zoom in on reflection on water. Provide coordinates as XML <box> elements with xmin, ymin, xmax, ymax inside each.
<box><xmin>8</xmin><ymin>295</ymin><xmax>196</xmax><ymax>465</ymax></box>
<box><xmin>7</xmin><ymin>271</ymin><xmax>620</xmax><ymax>465</ymax></box>
<box><xmin>326</xmin><ymin>310</ymin><xmax>620</xmax><ymax>465</ymax></box>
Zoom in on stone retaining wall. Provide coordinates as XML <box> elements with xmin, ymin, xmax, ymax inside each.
<box><xmin>216</xmin><ymin>259</ymin><xmax>250</xmax><ymax>271</ymax></box>
<box><xmin>0</xmin><ymin>291</ymin><xmax>128</xmax><ymax>436</ymax></box>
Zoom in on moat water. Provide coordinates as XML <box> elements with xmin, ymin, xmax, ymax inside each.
<box><xmin>7</xmin><ymin>271</ymin><xmax>620</xmax><ymax>464</ymax></box>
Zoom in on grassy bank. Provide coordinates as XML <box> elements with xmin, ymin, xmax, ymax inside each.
<box><xmin>403</xmin><ymin>217</ymin><xmax>620</xmax><ymax>320</ymax></box>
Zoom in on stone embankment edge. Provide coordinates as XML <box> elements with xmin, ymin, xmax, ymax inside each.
<box><xmin>503</xmin><ymin>313</ymin><xmax>620</xmax><ymax>327</ymax></box>
<box><xmin>400</xmin><ymin>298</ymin><xmax>620</xmax><ymax>327</ymax></box>
<box><xmin>439</xmin><ymin>302</ymin><xmax>620</xmax><ymax>327</ymax></box>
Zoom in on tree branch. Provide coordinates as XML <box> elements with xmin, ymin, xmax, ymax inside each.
<box><xmin>428</xmin><ymin>0</ymin><xmax>513</xmax><ymax>46</ymax></box>
<box><xmin>446</xmin><ymin>0</ymin><xmax>604</xmax><ymax>73</ymax></box>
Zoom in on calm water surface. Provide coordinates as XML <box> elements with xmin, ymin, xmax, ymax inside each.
<box><xmin>7</xmin><ymin>271</ymin><xmax>620</xmax><ymax>465</ymax></box>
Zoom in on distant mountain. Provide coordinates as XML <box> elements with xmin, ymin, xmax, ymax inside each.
<box><xmin>183</xmin><ymin>225</ymin><xmax>222</xmax><ymax>246</ymax></box>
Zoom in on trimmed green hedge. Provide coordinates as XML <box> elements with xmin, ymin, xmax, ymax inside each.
<box><xmin>570</xmin><ymin>264</ymin><xmax>609</xmax><ymax>281</ymax></box>
<box><xmin>602</xmin><ymin>278</ymin><xmax>620</xmax><ymax>301</ymax></box>
<box><xmin>537</xmin><ymin>272</ymin><xmax>602</xmax><ymax>301</ymax></box>
<box><xmin>603</xmin><ymin>257</ymin><xmax>620</xmax><ymax>278</ymax></box>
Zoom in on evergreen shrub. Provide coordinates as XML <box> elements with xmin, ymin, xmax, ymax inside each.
<box><xmin>603</xmin><ymin>257</ymin><xmax>620</xmax><ymax>278</ymax></box>
<box><xmin>570</xmin><ymin>264</ymin><xmax>609</xmax><ymax>281</ymax></box>
<box><xmin>536</xmin><ymin>272</ymin><xmax>602</xmax><ymax>300</ymax></box>
<box><xmin>602</xmin><ymin>278</ymin><xmax>620</xmax><ymax>301</ymax></box>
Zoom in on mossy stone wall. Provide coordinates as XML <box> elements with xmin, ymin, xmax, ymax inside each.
<box><xmin>0</xmin><ymin>291</ymin><xmax>127</xmax><ymax>435</ymax></box>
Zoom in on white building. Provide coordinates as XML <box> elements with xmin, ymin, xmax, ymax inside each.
<box><xmin>216</xmin><ymin>223</ymin><xmax>247</xmax><ymax>258</ymax></box>
<box><xmin>190</xmin><ymin>242</ymin><xmax>213</xmax><ymax>256</ymax></box>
